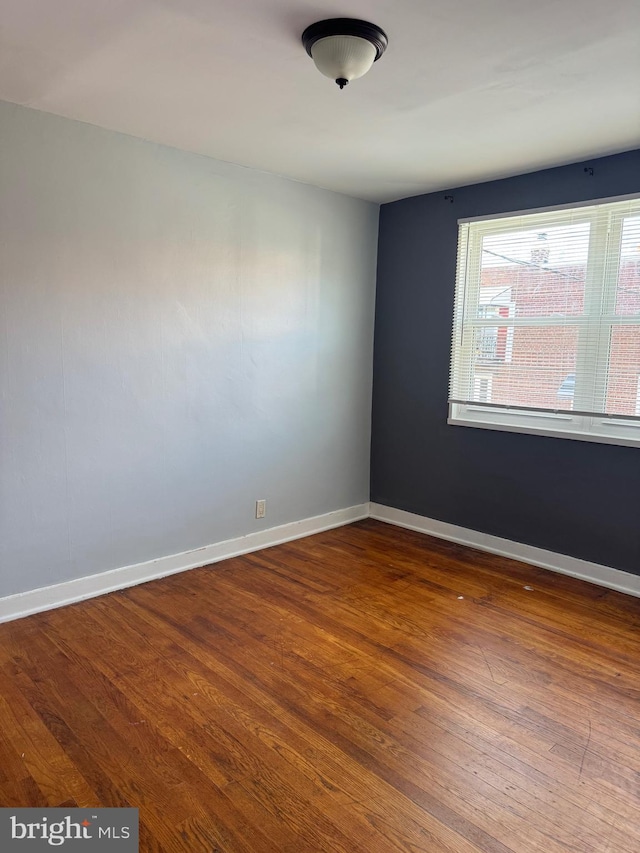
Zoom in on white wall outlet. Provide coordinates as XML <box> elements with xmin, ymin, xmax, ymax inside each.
<box><xmin>255</xmin><ymin>499</ymin><xmax>266</xmax><ymax>519</ymax></box>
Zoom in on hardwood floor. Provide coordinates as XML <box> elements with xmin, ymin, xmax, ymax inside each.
<box><xmin>1</xmin><ymin>519</ymin><xmax>639</xmax><ymax>852</ymax></box>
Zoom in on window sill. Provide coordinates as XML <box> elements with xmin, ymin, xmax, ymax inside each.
<box><xmin>448</xmin><ymin>406</ymin><xmax>640</xmax><ymax>449</ymax></box>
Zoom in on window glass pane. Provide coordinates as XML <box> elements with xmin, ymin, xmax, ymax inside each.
<box><xmin>606</xmin><ymin>326</ymin><xmax>640</xmax><ymax>416</ymax></box>
<box><xmin>471</xmin><ymin>325</ymin><xmax>578</xmax><ymax>409</ymax></box>
<box><xmin>615</xmin><ymin>216</ymin><xmax>640</xmax><ymax>316</ymax></box>
<box><xmin>480</xmin><ymin>223</ymin><xmax>590</xmax><ymax>319</ymax></box>
<box><xmin>474</xmin><ymin>305</ymin><xmax>513</xmax><ymax>362</ymax></box>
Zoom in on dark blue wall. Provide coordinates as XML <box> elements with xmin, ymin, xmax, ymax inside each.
<box><xmin>371</xmin><ymin>149</ymin><xmax>640</xmax><ymax>576</ymax></box>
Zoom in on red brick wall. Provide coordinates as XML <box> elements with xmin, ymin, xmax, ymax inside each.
<box><xmin>475</xmin><ymin>259</ymin><xmax>640</xmax><ymax>413</ymax></box>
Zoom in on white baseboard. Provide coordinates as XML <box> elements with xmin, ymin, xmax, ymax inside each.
<box><xmin>3</xmin><ymin>500</ymin><xmax>637</xmax><ymax>624</ymax></box>
<box><xmin>369</xmin><ymin>503</ymin><xmax>640</xmax><ymax>598</ymax></box>
<box><xmin>0</xmin><ymin>504</ymin><xmax>369</xmax><ymax>624</ymax></box>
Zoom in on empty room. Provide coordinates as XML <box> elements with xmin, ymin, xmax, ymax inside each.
<box><xmin>1</xmin><ymin>1</ymin><xmax>639</xmax><ymax>851</ymax></box>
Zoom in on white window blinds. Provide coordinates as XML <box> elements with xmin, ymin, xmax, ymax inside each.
<box><xmin>449</xmin><ymin>195</ymin><xmax>640</xmax><ymax>447</ymax></box>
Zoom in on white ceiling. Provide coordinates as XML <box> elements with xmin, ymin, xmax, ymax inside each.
<box><xmin>1</xmin><ymin>0</ymin><xmax>639</xmax><ymax>202</ymax></box>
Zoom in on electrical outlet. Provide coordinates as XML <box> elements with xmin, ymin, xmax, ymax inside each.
<box><xmin>255</xmin><ymin>499</ymin><xmax>266</xmax><ymax>519</ymax></box>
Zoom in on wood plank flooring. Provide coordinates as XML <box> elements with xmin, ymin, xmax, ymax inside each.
<box><xmin>0</xmin><ymin>519</ymin><xmax>639</xmax><ymax>852</ymax></box>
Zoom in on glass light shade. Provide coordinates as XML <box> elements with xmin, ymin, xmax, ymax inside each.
<box><xmin>310</xmin><ymin>35</ymin><xmax>377</xmax><ymax>83</ymax></box>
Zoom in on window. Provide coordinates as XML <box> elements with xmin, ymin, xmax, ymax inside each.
<box><xmin>449</xmin><ymin>195</ymin><xmax>640</xmax><ymax>447</ymax></box>
<box><xmin>476</xmin><ymin>303</ymin><xmax>514</xmax><ymax>363</ymax></box>
<box><xmin>473</xmin><ymin>375</ymin><xmax>493</xmax><ymax>403</ymax></box>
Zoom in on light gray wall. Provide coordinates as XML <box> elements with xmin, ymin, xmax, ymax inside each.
<box><xmin>0</xmin><ymin>101</ymin><xmax>378</xmax><ymax>598</ymax></box>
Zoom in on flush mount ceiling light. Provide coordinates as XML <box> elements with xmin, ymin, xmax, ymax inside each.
<box><xmin>302</xmin><ymin>18</ymin><xmax>388</xmax><ymax>89</ymax></box>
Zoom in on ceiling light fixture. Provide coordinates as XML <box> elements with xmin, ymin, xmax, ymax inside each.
<box><xmin>302</xmin><ymin>18</ymin><xmax>388</xmax><ymax>90</ymax></box>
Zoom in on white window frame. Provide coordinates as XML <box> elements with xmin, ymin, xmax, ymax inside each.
<box><xmin>448</xmin><ymin>194</ymin><xmax>640</xmax><ymax>448</ymax></box>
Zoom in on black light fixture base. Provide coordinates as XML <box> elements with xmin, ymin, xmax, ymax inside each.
<box><xmin>336</xmin><ymin>78</ymin><xmax>349</xmax><ymax>89</ymax></box>
<box><xmin>301</xmin><ymin>18</ymin><xmax>388</xmax><ymax>62</ymax></box>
